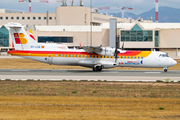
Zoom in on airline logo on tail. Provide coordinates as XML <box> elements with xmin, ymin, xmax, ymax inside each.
<box><xmin>14</xmin><ymin>33</ymin><xmax>27</xmax><ymax>44</ymax></box>
<box><xmin>29</xmin><ymin>29</ymin><xmax>36</xmax><ymax>41</ymax></box>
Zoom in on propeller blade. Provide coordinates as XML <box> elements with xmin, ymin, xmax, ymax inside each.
<box><xmin>122</xmin><ymin>42</ymin><xmax>124</xmax><ymax>50</ymax></box>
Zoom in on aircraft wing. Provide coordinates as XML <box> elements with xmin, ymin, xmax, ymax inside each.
<box><xmin>82</xmin><ymin>46</ymin><xmax>103</xmax><ymax>54</ymax></box>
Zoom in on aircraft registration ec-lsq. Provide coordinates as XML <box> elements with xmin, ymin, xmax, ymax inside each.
<box><xmin>7</xmin><ymin>23</ymin><xmax>177</xmax><ymax>72</ymax></box>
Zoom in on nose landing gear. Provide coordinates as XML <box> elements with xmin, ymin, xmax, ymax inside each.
<box><xmin>164</xmin><ymin>67</ymin><xmax>168</xmax><ymax>72</ymax></box>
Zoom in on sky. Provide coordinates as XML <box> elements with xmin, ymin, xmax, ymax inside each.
<box><xmin>0</xmin><ymin>0</ymin><xmax>180</xmax><ymax>15</ymax></box>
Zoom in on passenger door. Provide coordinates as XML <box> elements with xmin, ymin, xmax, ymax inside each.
<box><xmin>48</xmin><ymin>54</ymin><xmax>53</xmax><ymax>65</ymax></box>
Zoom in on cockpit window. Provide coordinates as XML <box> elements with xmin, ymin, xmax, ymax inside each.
<box><xmin>159</xmin><ymin>54</ymin><xmax>169</xmax><ymax>57</ymax></box>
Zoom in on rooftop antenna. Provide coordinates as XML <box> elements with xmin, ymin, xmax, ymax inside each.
<box><xmin>71</xmin><ymin>0</ymin><xmax>74</xmax><ymax>6</ymax></box>
<box><xmin>80</xmin><ymin>0</ymin><xmax>83</xmax><ymax>6</ymax></box>
<box><xmin>61</xmin><ymin>0</ymin><xmax>67</xmax><ymax>6</ymax></box>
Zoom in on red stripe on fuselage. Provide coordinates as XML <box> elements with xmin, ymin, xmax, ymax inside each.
<box><xmin>8</xmin><ymin>50</ymin><xmax>97</xmax><ymax>55</ymax></box>
<box><xmin>8</xmin><ymin>50</ymin><xmax>142</xmax><ymax>56</ymax></box>
<box><xmin>118</xmin><ymin>51</ymin><xmax>141</xmax><ymax>56</ymax></box>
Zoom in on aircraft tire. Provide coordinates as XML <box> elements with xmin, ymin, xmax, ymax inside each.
<box><xmin>93</xmin><ymin>66</ymin><xmax>102</xmax><ymax>71</ymax></box>
<box><xmin>93</xmin><ymin>67</ymin><xmax>96</xmax><ymax>71</ymax></box>
<box><xmin>164</xmin><ymin>69</ymin><xmax>168</xmax><ymax>72</ymax></box>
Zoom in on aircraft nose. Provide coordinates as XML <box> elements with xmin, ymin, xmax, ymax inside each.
<box><xmin>171</xmin><ymin>59</ymin><xmax>177</xmax><ymax>66</ymax></box>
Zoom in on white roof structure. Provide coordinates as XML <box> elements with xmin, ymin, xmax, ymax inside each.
<box><xmin>0</xmin><ymin>9</ymin><xmax>26</xmax><ymax>13</ymax></box>
<box><xmin>140</xmin><ymin>23</ymin><xmax>180</xmax><ymax>29</ymax></box>
<box><xmin>36</xmin><ymin>25</ymin><xmax>102</xmax><ymax>32</ymax></box>
<box><xmin>35</xmin><ymin>23</ymin><xmax>180</xmax><ymax>32</ymax></box>
<box><xmin>117</xmin><ymin>23</ymin><xmax>180</xmax><ymax>30</ymax></box>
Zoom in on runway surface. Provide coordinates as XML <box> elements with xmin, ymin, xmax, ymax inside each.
<box><xmin>0</xmin><ymin>69</ymin><xmax>180</xmax><ymax>81</ymax></box>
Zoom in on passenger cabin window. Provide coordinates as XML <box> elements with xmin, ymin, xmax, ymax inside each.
<box><xmin>22</xmin><ymin>17</ymin><xmax>25</xmax><ymax>20</ymax></box>
<box><xmin>11</xmin><ymin>17</ymin><xmax>14</xmax><ymax>20</ymax></box>
<box><xmin>17</xmin><ymin>17</ymin><xmax>19</xmax><ymax>20</ymax></box>
<box><xmin>28</xmin><ymin>17</ymin><xmax>30</xmax><ymax>20</ymax></box>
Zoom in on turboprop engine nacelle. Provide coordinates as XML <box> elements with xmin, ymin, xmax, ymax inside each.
<box><xmin>96</xmin><ymin>47</ymin><xmax>119</xmax><ymax>56</ymax></box>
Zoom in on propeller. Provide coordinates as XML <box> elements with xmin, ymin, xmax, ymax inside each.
<box><xmin>114</xmin><ymin>39</ymin><xmax>124</xmax><ymax>65</ymax></box>
<box><xmin>114</xmin><ymin>49</ymin><xmax>118</xmax><ymax>65</ymax></box>
<box><xmin>114</xmin><ymin>38</ymin><xmax>119</xmax><ymax>65</ymax></box>
<box><xmin>121</xmin><ymin>42</ymin><xmax>124</xmax><ymax>50</ymax></box>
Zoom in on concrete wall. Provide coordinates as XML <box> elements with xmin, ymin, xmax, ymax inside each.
<box><xmin>0</xmin><ymin>13</ymin><xmax>56</xmax><ymax>25</ymax></box>
<box><xmin>0</xmin><ymin>7</ymin><xmax>150</xmax><ymax>27</ymax></box>
<box><xmin>159</xmin><ymin>29</ymin><xmax>180</xmax><ymax>48</ymax></box>
<box><xmin>101</xmin><ymin>29</ymin><xmax>109</xmax><ymax>47</ymax></box>
<box><xmin>56</xmin><ymin>7</ymin><xmax>90</xmax><ymax>25</ymax></box>
<box><xmin>93</xmin><ymin>13</ymin><xmax>140</xmax><ymax>24</ymax></box>
<box><xmin>32</xmin><ymin>30</ymin><xmax>102</xmax><ymax>47</ymax></box>
<box><xmin>119</xmin><ymin>42</ymin><xmax>154</xmax><ymax>49</ymax></box>
<box><xmin>160</xmin><ymin>48</ymin><xmax>178</xmax><ymax>58</ymax></box>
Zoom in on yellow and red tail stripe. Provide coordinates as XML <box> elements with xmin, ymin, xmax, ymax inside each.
<box><xmin>29</xmin><ymin>29</ymin><xmax>36</xmax><ymax>41</ymax></box>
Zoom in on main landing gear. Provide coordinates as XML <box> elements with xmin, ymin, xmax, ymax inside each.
<box><xmin>93</xmin><ymin>65</ymin><xmax>103</xmax><ymax>71</ymax></box>
<box><xmin>164</xmin><ymin>67</ymin><xmax>168</xmax><ymax>72</ymax></box>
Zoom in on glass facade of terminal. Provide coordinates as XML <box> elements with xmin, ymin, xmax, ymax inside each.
<box><xmin>38</xmin><ymin>37</ymin><xmax>73</xmax><ymax>43</ymax></box>
<box><xmin>121</xmin><ymin>24</ymin><xmax>153</xmax><ymax>42</ymax></box>
<box><xmin>155</xmin><ymin>31</ymin><xmax>159</xmax><ymax>47</ymax></box>
<box><xmin>0</xmin><ymin>25</ymin><xmax>9</xmax><ymax>47</ymax></box>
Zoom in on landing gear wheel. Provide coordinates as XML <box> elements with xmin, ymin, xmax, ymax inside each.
<box><xmin>98</xmin><ymin>68</ymin><xmax>102</xmax><ymax>71</ymax></box>
<box><xmin>164</xmin><ymin>69</ymin><xmax>168</xmax><ymax>72</ymax></box>
<box><xmin>93</xmin><ymin>66</ymin><xmax>102</xmax><ymax>72</ymax></box>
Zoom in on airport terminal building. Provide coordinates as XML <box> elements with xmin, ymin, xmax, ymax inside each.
<box><xmin>0</xmin><ymin>6</ymin><xmax>180</xmax><ymax>58</ymax></box>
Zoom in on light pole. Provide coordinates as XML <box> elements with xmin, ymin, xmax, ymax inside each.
<box><xmin>90</xmin><ymin>0</ymin><xmax>92</xmax><ymax>46</ymax></box>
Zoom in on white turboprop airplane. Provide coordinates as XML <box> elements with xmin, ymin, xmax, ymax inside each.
<box><xmin>7</xmin><ymin>22</ymin><xmax>177</xmax><ymax>72</ymax></box>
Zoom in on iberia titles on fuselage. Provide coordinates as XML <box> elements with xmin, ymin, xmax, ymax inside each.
<box><xmin>7</xmin><ymin>22</ymin><xmax>177</xmax><ymax>72</ymax></box>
